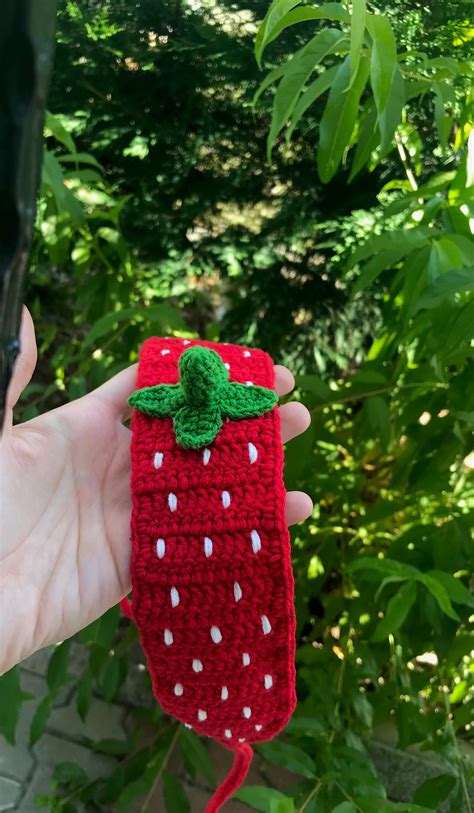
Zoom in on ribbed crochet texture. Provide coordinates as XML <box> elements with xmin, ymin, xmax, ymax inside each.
<box><xmin>125</xmin><ymin>337</ymin><xmax>296</xmax><ymax>810</ymax></box>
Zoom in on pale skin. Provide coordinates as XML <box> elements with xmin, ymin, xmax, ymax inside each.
<box><xmin>0</xmin><ymin>308</ymin><xmax>312</xmax><ymax>675</ymax></box>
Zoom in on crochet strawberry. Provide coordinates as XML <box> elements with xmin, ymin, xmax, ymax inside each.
<box><xmin>123</xmin><ymin>337</ymin><xmax>296</xmax><ymax>811</ymax></box>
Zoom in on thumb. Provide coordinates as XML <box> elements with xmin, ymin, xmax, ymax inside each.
<box><xmin>5</xmin><ymin>307</ymin><xmax>38</xmax><ymax>426</ymax></box>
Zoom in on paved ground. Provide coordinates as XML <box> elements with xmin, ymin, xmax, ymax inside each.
<box><xmin>1</xmin><ymin>643</ymin><xmax>472</xmax><ymax>812</ymax></box>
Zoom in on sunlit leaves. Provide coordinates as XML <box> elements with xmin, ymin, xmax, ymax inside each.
<box><xmin>265</xmin><ymin>29</ymin><xmax>346</xmax><ymax>160</ymax></box>
<box><xmin>317</xmin><ymin>55</ymin><xmax>370</xmax><ymax>182</ymax></box>
<box><xmin>255</xmin><ymin>0</ymin><xmax>347</xmax><ymax>65</ymax></box>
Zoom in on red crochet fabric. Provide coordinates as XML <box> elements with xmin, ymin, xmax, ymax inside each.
<box><xmin>126</xmin><ymin>337</ymin><xmax>296</xmax><ymax>805</ymax></box>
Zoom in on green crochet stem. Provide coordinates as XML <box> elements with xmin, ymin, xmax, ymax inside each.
<box><xmin>128</xmin><ymin>346</ymin><xmax>277</xmax><ymax>449</ymax></box>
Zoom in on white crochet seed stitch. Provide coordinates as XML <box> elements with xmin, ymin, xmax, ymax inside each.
<box><xmin>221</xmin><ymin>491</ymin><xmax>231</xmax><ymax>508</ymax></box>
<box><xmin>233</xmin><ymin>581</ymin><xmax>242</xmax><ymax>602</ymax></box>
<box><xmin>198</xmin><ymin>709</ymin><xmax>207</xmax><ymax>721</ymax></box>
<box><xmin>242</xmin><ymin>653</ymin><xmax>250</xmax><ymax>666</ymax></box>
<box><xmin>261</xmin><ymin>614</ymin><xmax>272</xmax><ymax>635</ymax></box>
<box><xmin>203</xmin><ymin>448</ymin><xmax>211</xmax><ymax>465</ymax></box>
<box><xmin>264</xmin><ymin>674</ymin><xmax>273</xmax><ymax>689</ymax></box>
<box><xmin>221</xmin><ymin>686</ymin><xmax>229</xmax><ymax>700</ymax></box>
<box><xmin>248</xmin><ymin>442</ymin><xmax>258</xmax><ymax>463</ymax></box>
<box><xmin>184</xmin><ymin>723</ymin><xmax>192</xmax><ymax>729</ymax></box>
<box><xmin>156</xmin><ymin>538</ymin><xmax>166</xmax><ymax>559</ymax></box>
<box><xmin>171</xmin><ymin>587</ymin><xmax>180</xmax><ymax>608</ymax></box>
<box><xmin>164</xmin><ymin>629</ymin><xmax>173</xmax><ymax>645</ymax></box>
<box><xmin>238</xmin><ymin>737</ymin><xmax>246</xmax><ymax>743</ymax></box>
<box><xmin>168</xmin><ymin>493</ymin><xmax>177</xmax><ymax>512</ymax></box>
<box><xmin>183</xmin><ymin>339</ymin><xmax>191</xmax><ymax>345</ymax></box>
<box><xmin>255</xmin><ymin>724</ymin><xmax>263</xmax><ymax>731</ymax></box>
<box><xmin>243</xmin><ymin>350</ymin><xmax>251</xmax><ymax>357</ymax></box>
<box><xmin>204</xmin><ymin>537</ymin><xmax>213</xmax><ymax>557</ymax></box>
<box><xmin>243</xmin><ymin>707</ymin><xmax>252</xmax><ymax>719</ymax></box>
<box><xmin>246</xmin><ymin>381</ymin><xmax>253</xmax><ymax>386</ymax></box>
<box><xmin>153</xmin><ymin>452</ymin><xmax>164</xmax><ymax>469</ymax></box>
<box><xmin>225</xmin><ymin>729</ymin><xmax>232</xmax><ymax>739</ymax></box>
<box><xmin>160</xmin><ymin>349</ymin><xmax>170</xmax><ymax>356</ymax></box>
<box><xmin>192</xmin><ymin>659</ymin><xmax>203</xmax><ymax>672</ymax></box>
<box><xmin>224</xmin><ymin>362</ymin><xmax>230</xmax><ymax>370</ymax></box>
<box><xmin>174</xmin><ymin>683</ymin><xmax>184</xmax><ymax>696</ymax></box>
<box><xmin>251</xmin><ymin>529</ymin><xmax>261</xmax><ymax>553</ymax></box>
<box><xmin>210</xmin><ymin>625</ymin><xmax>222</xmax><ymax>644</ymax></box>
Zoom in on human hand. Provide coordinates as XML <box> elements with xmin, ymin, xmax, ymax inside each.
<box><xmin>0</xmin><ymin>309</ymin><xmax>312</xmax><ymax>674</ymax></box>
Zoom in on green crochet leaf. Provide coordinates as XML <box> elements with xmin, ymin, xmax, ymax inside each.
<box><xmin>128</xmin><ymin>384</ymin><xmax>184</xmax><ymax>417</ymax></box>
<box><xmin>219</xmin><ymin>382</ymin><xmax>277</xmax><ymax>419</ymax></box>
<box><xmin>180</xmin><ymin>345</ymin><xmax>228</xmax><ymax>404</ymax></box>
<box><xmin>129</xmin><ymin>346</ymin><xmax>277</xmax><ymax>448</ymax></box>
<box><xmin>174</xmin><ymin>405</ymin><xmax>222</xmax><ymax>449</ymax></box>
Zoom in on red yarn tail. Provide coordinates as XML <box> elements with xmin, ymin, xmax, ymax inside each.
<box><xmin>120</xmin><ymin>596</ymin><xmax>134</xmax><ymax>620</ymax></box>
<box><xmin>206</xmin><ymin>744</ymin><xmax>253</xmax><ymax>812</ymax></box>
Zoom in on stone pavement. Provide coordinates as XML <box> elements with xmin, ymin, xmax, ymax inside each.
<box><xmin>1</xmin><ymin>643</ymin><xmax>472</xmax><ymax>812</ymax></box>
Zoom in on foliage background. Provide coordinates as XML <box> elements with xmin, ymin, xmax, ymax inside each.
<box><xmin>2</xmin><ymin>0</ymin><xmax>473</xmax><ymax>811</ymax></box>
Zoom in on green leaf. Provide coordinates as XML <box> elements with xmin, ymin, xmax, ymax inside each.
<box><xmin>433</xmin><ymin>82</ymin><xmax>456</xmax><ymax>149</ymax></box>
<box><xmin>58</xmin><ymin>152</ymin><xmax>104</xmax><ymax>170</ymax></box>
<box><xmin>30</xmin><ymin>696</ymin><xmax>53</xmax><ymax>746</ymax></box>
<box><xmin>352</xmin><ymin>693</ymin><xmax>373</xmax><ymax>727</ymax></box>
<box><xmin>163</xmin><ymin>771</ymin><xmax>190</xmax><ymax>813</ymax></box>
<box><xmin>378</xmin><ymin>65</ymin><xmax>405</xmax><ymax>153</ymax></box>
<box><xmin>346</xmin><ymin>557</ymin><xmax>419</xmax><ymax>578</ymax></box>
<box><xmin>258</xmin><ymin>741</ymin><xmax>316</xmax><ymax>778</ymax></box>
<box><xmin>331</xmin><ymin>804</ymin><xmax>358</xmax><ymax>813</ymax></box>
<box><xmin>47</xmin><ymin>641</ymin><xmax>71</xmax><ymax>693</ymax></box>
<box><xmin>253</xmin><ymin>64</ymin><xmax>287</xmax><ymax>109</ymax></box>
<box><xmin>286</xmin><ymin>65</ymin><xmax>339</xmax><ymax>142</ymax></box>
<box><xmin>255</xmin><ymin>0</ymin><xmax>301</xmax><ymax>66</ymax></box>
<box><xmin>317</xmin><ymin>55</ymin><xmax>370</xmax><ymax>183</ymax></box>
<box><xmin>349</xmin><ymin>0</ymin><xmax>366</xmax><ymax>83</ymax></box>
<box><xmin>295</xmin><ymin>374</ymin><xmax>333</xmax><ymax>402</ymax></box>
<box><xmin>54</xmin><ymin>762</ymin><xmax>88</xmax><ymax>785</ymax></box>
<box><xmin>449</xmin><ymin>680</ymin><xmax>468</xmax><ymax>704</ymax></box>
<box><xmin>364</xmin><ymin>396</ymin><xmax>392</xmax><ymax>452</ymax></box>
<box><xmin>371</xmin><ymin>581</ymin><xmax>417</xmax><ymax>641</ymax></box>
<box><xmin>367</xmin><ymin>14</ymin><xmax>397</xmax><ymax>114</ymax></box>
<box><xmin>97</xmin><ymin>656</ymin><xmax>126</xmax><ymax>701</ymax></box>
<box><xmin>348</xmin><ymin>100</ymin><xmax>378</xmax><ymax>180</ymax></box>
<box><xmin>413</xmin><ymin>774</ymin><xmax>456</xmax><ymax>807</ymax></box>
<box><xmin>174</xmin><ymin>404</ymin><xmax>222</xmax><ymax>449</ymax></box>
<box><xmin>412</xmin><ymin>268</ymin><xmax>474</xmax><ymax>312</ymax></box>
<box><xmin>95</xmin><ymin>604</ymin><xmax>121</xmax><ymax>648</ymax></box>
<box><xmin>347</xmin><ymin>227</ymin><xmax>433</xmax><ymax>268</ymax></box>
<box><xmin>76</xmin><ymin>674</ymin><xmax>93</xmax><ymax>722</ymax></box>
<box><xmin>0</xmin><ymin>667</ymin><xmax>31</xmax><ymax>745</ymax></box>
<box><xmin>427</xmin><ymin>571</ymin><xmax>474</xmax><ymax>608</ymax></box>
<box><xmin>270</xmin><ymin>800</ymin><xmax>295</xmax><ymax>813</ymax></box>
<box><xmin>45</xmin><ymin>111</ymin><xmax>76</xmax><ymax>152</ymax></box>
<box><xmin>263</xmin><ymin>4</ymin><xmax>348</xmax><ymax>57</ymax></box>
<box><xmin>416</xmin><ymin>575</ymin><xmax>460</xmax><ymax>621</ymax></box>
<box><xmin>129</xmin><ymin>384</ymin><xmax>185</xmax><ymax>418</ymax></box>
<box><xmin>179</xmin><ymin>728</ymin><xmax>215</xmax><ymax>786</ymax></box>
<box><xmin>267</xmin><ymin>29</ymin><xmax>345</xmax><ymax>160</ymax></box>
<box><xmin>83</xmin><ymin>303</ymin><xmax>184</xmax><ymax>348</ymax></box>
<box><xmin>235</xmin><ymin>786</ymin><xmax>290</xmax><ymax>812</ymax></box>
<box><xmin>351</xmin><ymin>230</ymin><xmax>431</xmax><ymax>296</ymax></box>
<box><xmin>255</xmin><ymin>1</ymin><xmax>347</xmax><ymax>65</ymax></box>
<box><xmin>220</xmin><ymin>383</ymin><xmax>277</xmax><ymax>419</ymax></box>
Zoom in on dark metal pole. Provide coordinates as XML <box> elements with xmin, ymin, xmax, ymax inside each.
<box><xmin>0</xmin><ymin>0</ymin><xmax>57</xmax><ymax>431</ymax></box>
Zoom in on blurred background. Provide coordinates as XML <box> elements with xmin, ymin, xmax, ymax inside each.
<box><xmin>2</xmin><ymin>0</ymin><xmax>473</xmax><ymax>811</ymax></box>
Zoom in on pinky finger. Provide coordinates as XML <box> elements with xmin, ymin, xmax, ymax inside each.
<box><xmin>285</xmin><ymin>491</ymin><xmax>313</xmax><ymax>526</ymax></box>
